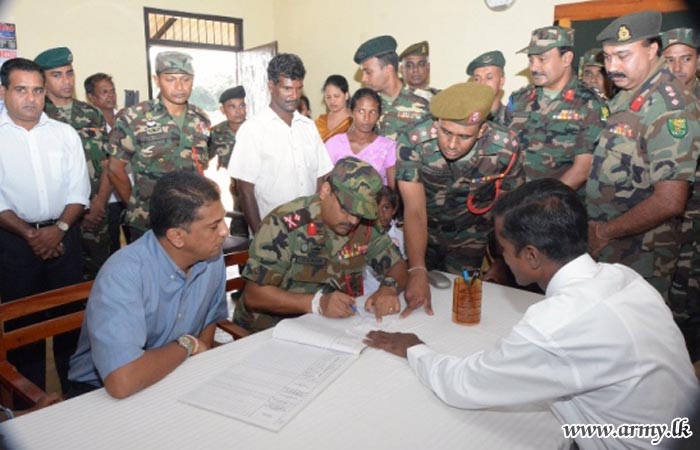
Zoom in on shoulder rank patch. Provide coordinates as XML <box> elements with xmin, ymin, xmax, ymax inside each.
<box><xmin>630</xmin><ymin>95</ymin><xmax>645</xmax><ymax>112</ymax></box>
<box><xmin>281</xmin><ymin>209</ymin><xmax>312</xmax><ymax>231</ymax></box>
<box><xmin>601</xmin><ymin>105</ymin><xmax>610</xmax><ymax>121</ymax></box>
<box><xmin>563</xmin><ymin>89</ymin><xmax>575</xmax><ymax>102</ymax></box>
<box><xmin>667</xmin><ymin>118</ymin><xmax>688</xmax><ymax>138</ymax></box>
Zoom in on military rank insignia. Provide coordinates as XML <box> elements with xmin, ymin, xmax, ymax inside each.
<box><xmin>563</xmin><ymin>89</ymin><xmax>575</xmax><ymax>102</ymax></box>
<box><xmin>667</xmin><ymin>117</ymin><xmax>688</xmax><ymax>138</ymax></box>
<box><xmin>601</xmin><ymin>105</ymin><xmax>610</xmax><ymax>121</ymax></box>
<box><xmin>282</xmin><ymin>212</ymin><xmax>303</xmax><ymax>230</ymax></box>
<box><xmin>630</xmin><ymin>95</ymin><xmax>645</xmax><ymax>112</ymax></box>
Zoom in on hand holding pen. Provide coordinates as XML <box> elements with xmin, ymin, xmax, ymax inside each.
<box><xmin>320</xmin><ymin>278</ymin><xmax>357</xmax><ymax>318</ymax></box>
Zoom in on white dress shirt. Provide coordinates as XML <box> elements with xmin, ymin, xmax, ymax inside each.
<box><xmin>407</xmin><ymin>254</ymin><xmax>699</xmax><ymax>450</ymax></box>
<box><xmin>228</xmin><ymin>106</ymin><xmax>333</xmax><ymax>220</ymax></box>
<box><xmin>0</xmin><ymin>109</ymin><xmax>90</xmax><ymax>222</ymax></box>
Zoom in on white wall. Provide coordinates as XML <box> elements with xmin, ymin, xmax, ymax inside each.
<box><xmin>272</xmin><ymin>0</ymin><xmax>583</xmax><ymax>115</ymax></box>
<box><xmin>0</xmin><ymin>0</ymin><xmax>276</xmax><ymax>102</ymax></box>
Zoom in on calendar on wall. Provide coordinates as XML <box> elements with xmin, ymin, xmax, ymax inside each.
<box><xmin>0</xmin><ymin>22</ymin><xmax>17</xmax><ymax>65</ymax></box>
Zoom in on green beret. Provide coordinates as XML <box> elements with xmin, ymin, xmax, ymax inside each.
<box><xmin>466</xmin><ymin>50</ymin><xmax>505</xmax><ymax>75</ymax></box>
<box><xmin>330</xmin><ymin>157</ymin><xmax>382</xmax><ymax>220</ymax></box>
<box><xmin>219</xmin><ymin>86</ymin><xmax>246</xmax><ymax>103</ymax></box>
<box><xmin>661</xmin><ymin>27</ymin><xmax>700</xmax><ymax>50</ymax></box>
<box><xmin>518</xmin><ymin>26</ymin><xmax>574</xmax><ymax>55</ymax></box>
<box><xmin>429</xmin><ymin>82</ymin><xmax>494</xmax><ymax>125</ymax></box>
<box><xmin>596</xmin><ymin>10</ymin><xmax>661</xmax><ymax>45</ymax></box>
<box><xmin>155</xmin><ymin>51</ymin><xmax>194</xmax><ymax>75</ymax></box>
<box><xmin>580</xmin><ymin>48</ymin><xmax>604</xmax><ymax>67</ymax></box>
<box><xmin>34</xmin><ymin>47</ymin><xmax>73</xmax><ymax>70</ymax></box>
<box><xmin>353</xmin><ymin>35</ymin><xmax>397</xmax><ymax>64</ymax></box>
<box><xmin>399</xmin><ymin>41</ymin><xmax>429</xmax><ymax>60</ymax></box>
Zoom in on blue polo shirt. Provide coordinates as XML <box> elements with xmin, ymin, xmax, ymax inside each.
<box><xmin>68</xmin><ymin>231</ymin><xmax>228</xmax><ymax>386</ymax></box>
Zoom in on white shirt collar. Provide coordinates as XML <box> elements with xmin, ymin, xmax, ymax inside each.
<box><xmin>545</xmin><ymin>253</ymin><xmax>598</xmax><ymax>298</ymax></box>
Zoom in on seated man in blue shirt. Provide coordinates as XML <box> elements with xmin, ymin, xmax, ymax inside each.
<box><xmin>68</xmin><ymin>170</ymin><xmax>229</xmax><ymax>399</ymax></box>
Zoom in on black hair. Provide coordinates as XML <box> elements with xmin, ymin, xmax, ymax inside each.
<box><xmin>322</xmin><ymin>74</ymin><xmax>349</xmax><ymax>94</ymax></box>
<box><xmin>557</xmin><ymin>46</ymin><xmax>575</xmax><ymax>57</ymax></box>
<box><xmin>492</xmin><ymin>178</ymin><xmax>588</xmax><ymax>263</ymax></box>
<box><xmin>644</xmin><ymin>37</ymin><xmax>663</xmax><ymax>57</ymax></box>
<box><xmin>376</xmin><ymin>185</ymin><xmax>399</xmax><ymax>209</ymax></box>
<box><xmin>150</xmin><ymin>171</ymin><xmax>221</xmax><ymax>237</ymax></box>
<box><xmin>349</xmin><ymin>87</ymin><xmax>382</xmax><ymax>117</ymax></box>
<box><xmin>1</xmin><ymin>58</ymin><xmax>44</xmax><ymax>88</ymax></box>
<box><xmin>84</xmin><ymin>72</ymin><xmax>113</xmax><ymax>95</ymax></box>
<box><xmin>267</xmin><ymin>53</ymin><xmax>306</xmax><ymax>84</ymax></box>
<box><xmin>376</xmin><ymin>52</ymin><xmax>399</xmax><ymax>72</ymax></box>
<box><xmin>298</xmin><ymin>95</ymin><xmax>310</xmax><ymax>113</ymax></box>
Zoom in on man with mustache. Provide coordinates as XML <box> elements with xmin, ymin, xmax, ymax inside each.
<box><xmin>399</xmin><ymin>40</ymin><xmax>439</xmax><ymax>101</ymax></box>
<box><xmin>228</xmin><ymin>54</ymin><xmax>332</xmax><ymax>234</ymax></box>
<box><xmin>587</xmin><ymin>11</ymin><xmax>700</xmax><ymax>304</ymax></box>
<box><xmin>505</xmin><ymin>26</ymin><xmax>605</xmax><ymax>193</ymax></box>
<box><xmin>234</xmin><ymin>157</ymin><xmax>408</xmax><ymax>333</ymax></box>
<box><xmin>108</xmin><ymin>51</ymin><xmax>212</xmax><ymax>242</ymax></box>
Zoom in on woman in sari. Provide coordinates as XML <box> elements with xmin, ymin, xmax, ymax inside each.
<box><xmin>315</xmin><ymin>75</ymin><xmax>352</xmax><ymax>142</ymax></box>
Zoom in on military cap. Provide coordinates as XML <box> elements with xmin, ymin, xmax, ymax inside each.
<box><xmin>581</xmin><ymin>48</ymin><xmax>604</xmax><ymax>67</ymax></box>
<box><xmin>596</xmin><ymin>10</ymin><xmax>661</xmax><ymax>45</ymax></box>
<box><xmin>353</xmin><ymin>35</ymin><xmax>398</xmax><ymax>64</ymax></box>
<box><xmin>34</xmin><ymin>47</ymin><xmax>73</xmax><ymax>70</ymax></box>
<box><xmin>219</xmin><ymin>86</ymin><xmax>246</xmax><ymax>103</ymax></box>
<box><xmin>155</xmin><ymin>51</ymin><xmax>194</xmax><ymax>75</ymax></box>
<box><xmin>518</xmin><ymin>26</ymin><xmax>574</xmax><ymax>55</ymax></box>
<box><xmin>429</xmin><ymin>82</ymin><xmax>494</xmax><ymax>125</ymax></box>
<box><xmin>329</xmin><ymin>157</ymin><xmax>382</xmax><ymax>220</ymax></box>
<box><xmin>661</xmin><ymin>27</ymin><xmax>700</xmax><ymax>50</ymax></box>
<box><xmin>466</xmin><ymin>50</ymin><xmax>506</xmax><ymax>75</ymax></box>
<box><xmin>399</xmin><ymin>41</ymin><xmax>429</xmax><ymax>60</ymax></box>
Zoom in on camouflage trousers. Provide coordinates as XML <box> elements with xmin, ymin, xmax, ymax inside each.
<box><xmin>233</xmin><ymin>293</ymin><xmax>287</xmax><ymax>333</ymax></box>
<box><xmin>229</xmin><ymin>179</ymin><xmax>249</xmax><ymax>237</ymax></box>
<box><xmin>80</xmin><ymin>213</ymin><xmax>110</xmax><ymax>281</ymax></box>
<box><xmin>426</xmin><ymin>227</ymin><xmax>487</xmax><ymax>275</ymax></box>
<box><xmin>670</xmin><ymin>218</ymin><xmax>700</xmax><ymax>323</ymax></box>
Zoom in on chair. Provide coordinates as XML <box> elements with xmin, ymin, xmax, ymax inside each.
<box><xmin>0</xmin><ymin>281</ymin><xmax>93</xmax><ymax>407</ymax></box>
<box><xmin>216</xmin><ymin>249</ymin><xmax>251</xmax><ymax>341</ymax></box>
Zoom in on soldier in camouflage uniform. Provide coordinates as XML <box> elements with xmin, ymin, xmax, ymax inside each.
<box><xmin>108</xmin><ymin>51</ymin><xmax>211</xmax><ymax>241</ymax></box>
<box><xmin>579</xmin><ymin>48</ymin><xmax>614</xmax><ymax>100</ymax></box>
<box><xmin>398</xmin><ymin>40</ymin><xmax>440</xmax><ymax>101</ymax></box>
<box><xmin>35</xmin><ymin>47</ymin><xmax>110</xmax><ymax>280</ymax></box>
<box><xmin>467</xmin><ymin>50</ymin><xmax>508</xmax><ymax>126</ymax></box>
<box><xmin>354</xmin><ymin>35</ymin><xmax>430</xmax><ymax>141</ymax></box>
<box><xmin>236</xmin><ymin>157</ymin><xmax>408</xmax><ymax>333</ymax></box>
<box><xmin>208</xmin><ymin>85</ymin><xmax>248</xmax><ymax>237</ymax></box>
<box><xmin>396</xmin><ymin>82</ymin><xmax>524</xmax><ymax>316</ymax></box>
<box><xmin>587</xmin><ymin>11</ymin><xmax>700</xmax><ymax>304</ymax></box>
<box><xmin>505</xmin><ymin>26</ymin><xmax>605</xmax><ymax>193</ymax></box>
<box><xmin>662</xmin><ymin>27</ymin><xmax>700</xmax><ymax>358</ymax></box>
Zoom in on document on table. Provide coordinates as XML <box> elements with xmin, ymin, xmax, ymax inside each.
<box><xmin>179</xmin><ymin>339</ymin><xmax>357</xmax><ymax>431</ymax></box>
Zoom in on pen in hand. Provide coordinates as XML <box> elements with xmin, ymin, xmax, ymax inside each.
<box><xmin>329</xmin><ymin>278</ymin><xmax>358</xmax><ymax>315</ymax></box>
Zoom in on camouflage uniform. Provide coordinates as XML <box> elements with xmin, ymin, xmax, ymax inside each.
<box><xmin>235</xmin><ymin>194</ymin><xmax>402</xmax><ymax>332</ymax></box>
<box><xmin>208</xmin><ymin>120</ymin><xmax>248</xmax><ymax>236</ymax></box>
<box><xmin>490</xmin><ymin>103</ymin><xmax>508</xmax><ymax>127</ymax></box>
<box><xmin>45</xmin><ymin>97</ymin><xmax>110</xmax><ymax>279</ymax></box>
<box><xmin>377</xmin><ymin>84</ymin><xmax>430</xmax><ymax>141</ymax></box>
<box><xmin>587</xmin><ymin>61</ymin><xmax>700</xmax><ymax>300</ymax></box>
<box><xmin>109</xmin><ymin>97</ymin><xmax>211</xmax><ymax>232</ymax></box>
<box><xmin>411</xmin><ymin>86</ymin><xmax>440</xmax><ymax>102</ymax></box>
<box><xmin>505</xmin><ymin>76</ymin><xmax>605</xmax><ymax>185</ymax></box>
<box><xmin>396</xmin><ymin>121</ymin><xmax>524</xmax><ymax>273</ymax></box>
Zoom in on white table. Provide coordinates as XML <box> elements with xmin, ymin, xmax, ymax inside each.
<box><xmin>1</xmin><ymin>279</ymin><xmax>570</xmax><ymax>450</ymax></box>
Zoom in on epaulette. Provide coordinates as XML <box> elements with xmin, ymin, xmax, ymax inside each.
<box><xmin>189</xmin><ymin>103</ymin><xmax>212</xmax><ymax>122</ymax></box>
<box><xmin>407</xmin><ymin>118</ymin><xmax>437</xmax><ymax>146</ymax></box>
<box><xmin>280</xmin><ymin>208</ymin><xmax>314</xmax><ymax>232</ymax></box>
<box><xmin>485</xmin><ymin>122</ymin><xmax>519</xmax><ymax>150</ymax></box>
<box><xmin>658</xmin><ymin>81</ymin><xmax>686</xmax><ymax>111</ymax></box>
<box><xmin>510</xmin><ymin>85</ymin><xmax>535</xmax><ymax>101</ymax></box>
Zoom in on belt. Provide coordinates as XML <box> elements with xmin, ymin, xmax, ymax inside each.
<box><xmin>28</xmin><ymin>219</ymin><xmax>58</xmax><ymax>229</ymax></box>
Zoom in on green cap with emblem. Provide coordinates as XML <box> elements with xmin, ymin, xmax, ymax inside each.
<box><xmin>580</xmin><ymin>48</ymin><xmax>604</xmax><ymax>67</ymax></box>
<box><xmin>399</xmin><ymin>40</ymin><xmax>429</xmax><ymax>60</ymax></box>
<box><xmin>429</xmin><ymin>82</ymin><xmax>494</xmax><ymax>126</ymax></box>
<box><xmin>518</xmin><ymin>26</ymin><xmax>574</xmax><ymax>55</ymax></box>
<box><xmin>155</xmin><ymin>51</ymin><xmax>194</xmax><ymax>75</ymax></box>
<box><xmin>596</xmin><ymin>10</ymin><xmax>661</xmax><ymax>45</ymax></box>
<box><xmin>329</xmin><ymin>157</ymin><xmax>382</xmax><ymax>220</ymax></box>
<box><xmin>219</xmin><ymin>86</ymin><xmax>246</xmax><ymax>103</ymax></box>
<box><xmin>661</xmin><ymin>27</ymin><xmax>700</xmax><ymax>50</ymax></box>
<box><xmin>34</xmin><ymin>47</ymin><xmax>73</xmax><ymax>70</ymax></box>
<box><xmin>466</xmin><ymin>50</ymin><xmax>506</xmax><ymax>75</ymax></box>
<box><xmin>353</xmin><ymin>35</ymin><xmax>398</xmax><ymax>64</ymax></box>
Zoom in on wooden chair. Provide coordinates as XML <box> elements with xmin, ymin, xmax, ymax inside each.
<box><xmin>216</xmin><ymin>249</ymin><xmax>251</xmax><ymax>341</ymax></box>
<box><xmin>0</xmin><ymin>281</ymin><xmax>93</xmax><ymax>407</ymax></box>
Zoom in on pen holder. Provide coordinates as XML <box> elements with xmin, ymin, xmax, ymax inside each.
<box><xmin>452</xmin><ymin>276</ymin><xmax>482</xmax><ymax>325</ymax></box>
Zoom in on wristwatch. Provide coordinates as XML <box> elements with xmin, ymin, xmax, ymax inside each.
<box><xmin>56</xmin><ymin>220</ymin><xmax>70</xmax><ymax>232</ymax></box>
<box><xmin>380</xmin><ymin>277</ymin><xmax>400</xmax><ymax>292</ymax></box>
<box><xmin>177</xmin><ymin>334</ymin><xmax>197</xmax><ymax>357</ymax></box>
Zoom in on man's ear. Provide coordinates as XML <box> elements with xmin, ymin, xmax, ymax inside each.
<box><xmin>319</xmin><ymin>181</ymin><xmax>331</xmax><ymax>200</ymax></box>
<box><xmin>562</xmin><ymin>50</ymin><xmax>574</xmax><ymax>68</ymax></box>
<box><xmin>165</xmin><ymin>227</ymin><xmax>186</xmax><ymax>249</ymax></box>
<box><xmin>522</xmin><ymin>244</ymin><xmax>542</xmax><ymax>270</ymax></box>
<box><xmin>477</xmin><ymin>122</ymin><xmax>488</xmax><ymax>140</ymax></box>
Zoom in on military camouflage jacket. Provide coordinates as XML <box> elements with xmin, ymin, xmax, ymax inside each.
<box><xmin>396</xmin><ymin>121</ymin><xmax>524</xmax><ymax>270</ymax></box>
<box><xmin>377</xmin><ymin>83</ymin><xmax>431</xmax><ymax>141</ymax></box>
<box><xmin>410</xmin><ymin>86</ymin><xmax>440</xmax><ymax>102</ymax></box>
<box><xmin>505</xmin><ymin>76</ymin><xmax>605</xmax><ymax>182</ymax></box>
<box><xmin>108</xmin><ymin>98</ymin><xmax>211</xmax><ymax>231</ymax></box>
<box><xmin>489</xmin><ymin>103</ymin><xmax>508</xmax><ymax>127</ymax></box>
<box><xmin>587</xmin><ymin>61</ymin><xmax>700</xmax><ymax>275</ymax></box>
<box><xmin>208</xmin><ymin>120</ymin><xmax>236</xmax><ymax>169</ymax></box>
<box><xmin>45</xmin><ymin>97</ymin><xmax>107</xmax><ymax>195</ymax></box>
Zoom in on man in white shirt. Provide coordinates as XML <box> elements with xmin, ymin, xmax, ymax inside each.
<box><xmin>228</xmin><ymin>53</ymin><xmax>333</xmax><ymax>234</ymax></box>
<box><xmin>0</xmin><ymin>57</ymin><xmax>90</xmax><ymax>395</ymax></box>
<box><xmin>366</xmin><ymin>178</ymin><xmax>699</xmax><ymax>450</ymax></box>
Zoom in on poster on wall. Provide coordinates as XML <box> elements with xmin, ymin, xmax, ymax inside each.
<box><xmin>0</xmin><ymin>22</ymin><xmax>17</xmax><ymax>64</ymax></box>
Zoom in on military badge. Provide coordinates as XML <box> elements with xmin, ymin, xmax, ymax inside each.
<box><xmin>617</xmin><ymin>25</ymin><xmax>631</xmax><ymax>42</ymax></box>
<box><xmin>630</xmin><ymin>95</ymin><xmax>644</xmax><ymax>112</ymax></box>
<box><xmin>307</xmin><ymin>222</ymin><xmax>317</xmax><ymax>236</ymax></box>
<box><xmin>601</xmin><ymin>105</ymin><xmax>610</xmax><ymax>121</ymax></box>
<box><xmin>468</xmin><ymin>111</ymin><xmax>481</xmax><ymax>124</ymax></box>
<box><xmin>282</xmin><ymin>212</ymin><xmax>303</xmax><ymax>230</ymax></box>
<box><xmin>667</xmin><ymin>118</ymin><xmax>688</xmax><ymax>138</ymax></box>
<box><xmin>563</xmin><ymin>89</ymin><xmax>575</xmax><ymax>102</ymax></box>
